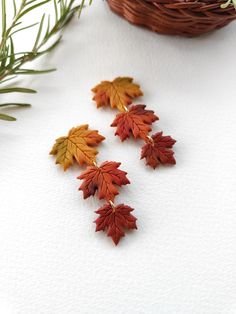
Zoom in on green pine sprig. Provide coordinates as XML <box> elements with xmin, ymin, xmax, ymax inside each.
<box><xmin>0</xmin><ymin>0</ymin><xmax>91</xmax><ymax>121</ymax></box>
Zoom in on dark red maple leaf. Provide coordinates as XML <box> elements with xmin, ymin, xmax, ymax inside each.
<box><xmin>94</xmin><ymin>203</ymin><xmax>137</xmax><ymax>245</ymax></box>
<box><xmin>141</xmin><ymin>132</ymin><xmax>176</xmax><ymax>169</ymax></box>
<box><xmin>78</xmin><ymin>161</ymin><xmax>130</xmax><ymax>201</ymax></box>
<box><xmin>111</xmin><ymin>104</ymin><xmax>158</xmax><ymax>141</ymax></box>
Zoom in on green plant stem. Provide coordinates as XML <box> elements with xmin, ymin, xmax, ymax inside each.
<box><xmin>0</xmin><ymin>0</ymin><xmax>88</xmax><ymax>121</ymax></box>
<box><xmin>0</xmin><ymin>0</ymin><xmax>79</xmax><ymax>83</ymax></box>
<box><xmin>0</xmin><ymin>0</ymin><xmax>26</xmax><ymax>52</ymax></box>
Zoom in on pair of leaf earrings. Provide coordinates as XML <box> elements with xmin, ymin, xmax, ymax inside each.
<box><xmin>50</xmin><ymin>77</ymin><xmax>176</xmax><ymax>245</ymax></box>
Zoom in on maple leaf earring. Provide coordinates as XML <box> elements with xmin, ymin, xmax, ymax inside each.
<box><xmin>92</xmin><ymin>77</ymin><xmax>176</xmax><ymax>169</ymax></box>
<box><xmin>50</xmin><ymin>125</ymin><xmax>137</xmax><ymax>245</ymax></box>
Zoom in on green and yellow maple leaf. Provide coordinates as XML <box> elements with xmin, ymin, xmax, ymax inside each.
<box><xmin>50</xmin><ymin>125</ymin><xmax>105</xmax><ymax>170</ymax></box>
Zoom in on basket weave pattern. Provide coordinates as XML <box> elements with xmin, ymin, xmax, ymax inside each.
<box><xmin>107</xmin><ymin>0</ymin><xmax>236</xmax><ymax>37</ymax></box>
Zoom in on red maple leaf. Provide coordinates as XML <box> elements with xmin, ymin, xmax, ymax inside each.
<box><xmin>141</xmin><ymin>132</ymin><xmax>176</xmax><ymax>169</ymax></box>
<box><xmin>95</xmin><ymin>203</ymin><xmax>137</xmax><ymax>245</ymax></box>
<box><xmin>111</xmin><ymin>105</ymin><xmax>158</xmax><ymax>141</ymax></box>
<box><xmin>78</xmin><ymin>161</ymin><xmax>130</xmax><ymax>201</ymax></box>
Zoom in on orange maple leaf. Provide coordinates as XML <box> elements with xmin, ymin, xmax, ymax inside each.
<box><xmin>50</xmin><ymin>125</ymin><xmax>105</xmax><ymax>170</ymax></box>
<box><xmin>91</xmin><ymin>77</ymin><xmax>143</xmax><ymax>112</ymax></box>
<box><xmin>78</xmin><ymin>161</ymin><xmax>130</xmax><ymax>201</ymax></box>
<box><xmin>95</xmin><ymin>203</ymin><xmax>137</xmax><ymax>245</ymax></box>
<box><xmin>111</xmin><ymin>104</ymin><xmax>158</xmax><ymax>141</ymax></box>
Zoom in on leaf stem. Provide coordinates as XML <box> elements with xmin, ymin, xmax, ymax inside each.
<box><xmin>109</xmin><ymin>200</ymin><xmax>116</xmax><ymax>211</ymax></box>
<box><xmin>145</xmin><ymin>135</ymin><xmax>154</xmax><ymax>145</ymax></box>
<box><xmin>93</xmin><ymin>161</ymin><xmax>98</xmax><ymax>167</ymax></box>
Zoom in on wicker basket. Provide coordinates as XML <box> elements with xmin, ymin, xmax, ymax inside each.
<box><xmin>107</xmin><ymin>0</ymin><xmax>236</xmax><ymax>37</ymax></box>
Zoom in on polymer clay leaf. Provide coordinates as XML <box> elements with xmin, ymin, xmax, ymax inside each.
<box><xmin>78</xmin><ymin>161</ymin><xmax>130</xmax><ymax>201</ymax></box>
<box><xmin>92</xmin><ymin>77</ymin><xmax>143</xmax><ymax>112</ymax></box>
<box><xmin>95</xmin><ymin>203</ymin><xmax>137</xmax><ymax>245</ymax></box>
<box><xmin>141</xmin><ymin>132</ymin><xmax>176</xmax><ymax>169</ymax></box>
<box><xmin>50</xmin><ymin>125</ymin><xmax>105</xmax><ymax>170</ymax></box>
<box><xmin>111</xmin><ymin>104</ymin><xmax>158</xmax><ymax>141</ymax></box>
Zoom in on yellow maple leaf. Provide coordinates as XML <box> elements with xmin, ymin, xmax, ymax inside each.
<box><xmin>92</xmin><ymin>77</ymin><xmax>143</xmax><ymax>112</ymax></box>
<box><xmin>50</xmin><ymin>125</ymin><xmax>105</xmax><ymax>171</ymax></box>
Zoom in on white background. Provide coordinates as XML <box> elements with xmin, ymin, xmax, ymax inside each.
<box><xmin>0</xmin><ymin>1</ymin><xmax>236</xmax><ymax>313</ymax></box>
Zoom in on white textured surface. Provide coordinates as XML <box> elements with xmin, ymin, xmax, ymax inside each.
<box><xmin>1</xmin><ymin>2</ymin><xmax>236</xmax><ymax>314</ymax></box>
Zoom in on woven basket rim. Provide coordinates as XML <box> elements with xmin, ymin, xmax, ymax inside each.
<box><xmin>143</xmin><ymin>0</ymin><xmax>225</xmax><ymax>3</ymax></box>
<box><xmin>108</xmin><ymin>0</ymin><xmax>236</xmax><ymax>37</ymax></box>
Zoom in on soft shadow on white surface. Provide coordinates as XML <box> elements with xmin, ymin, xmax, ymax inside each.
<box><xmin>0</xmin><ymin>2</ymin><xmax>236</xmax><ymax>314</ymax></box>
